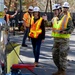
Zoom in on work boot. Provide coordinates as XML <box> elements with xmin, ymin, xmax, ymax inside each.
<box><xmin>52</xmin><ymin>70</ymin><xmax>66</xmax><ymax>75</ymax></box>
<box><xmin>34</xmin><ymin>62</ymin><xmax>39</xmax><ymax>67</ymax></box>
<box><xmin>22</xmin><ymin>44</ymin><xmax>28</xmax><ymax>47</ymax></box>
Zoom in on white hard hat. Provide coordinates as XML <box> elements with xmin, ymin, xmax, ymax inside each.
<box><xmin>4</xmin><ymin>5</ymin><xmax>8</xmax><ymax>9</ymax></box>
<box><xmin>62</xmin><ymin>2</ymin><xmax>69</xmax><ymax>8</ymax></box>
<box><xmin>57</xmin><ymin>4</ymin><xmax>62</xmax><ymax>9</ymax></box>
<box><xmin>33</xmin><ymin>6</ymin><xmax>40</xmax><ymax>12</ymax></box>
<box><xmin>28</xmin><ymin>6</ymin><xmax>33</xmax><ymax>10</ymax></box>
<box><xmin>52</xmin><ymin>4</ymin><xmax>59</xmax><ymax>11</ymax></box>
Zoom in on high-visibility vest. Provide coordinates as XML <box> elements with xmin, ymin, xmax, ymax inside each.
<box><xmin>52</xmin><ymin>13</ymin><xmax>71</xmax><ymax>38</ymax></box>
<box><xmin>29</xmin><ymin>17</ymin><xmax>43</xmax><ymax>38</ymax></box>
<box><xmin>67</xmin><ymin>12</ymin><xmax>72</xmax><ymax>19</ymax></box>
<box><xmin>23</xmin><ymin>12</ymin><xmax>31</xmax><ymax>27</ymax></box>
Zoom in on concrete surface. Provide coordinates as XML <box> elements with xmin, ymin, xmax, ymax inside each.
<box><xmin>9</xmin><ymin>30</ymin><xmax>75</xmax><ymax>75</ymax></box>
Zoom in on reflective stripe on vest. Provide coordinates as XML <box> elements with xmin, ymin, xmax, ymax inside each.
<box><xmin>29</xmin><ymin>17</ymin><xmax>43</xmax><ymax>38</ymax></box>
<box><xmin>52</xmin><ymin>14</ymin><xmax>71</xmax><ymax>38</ymax></box>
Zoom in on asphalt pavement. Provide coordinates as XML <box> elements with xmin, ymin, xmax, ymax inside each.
<box><xmin>9</xmin><ymin>29</ymin><xmax>75</xmax><ymax>75</ymax></box>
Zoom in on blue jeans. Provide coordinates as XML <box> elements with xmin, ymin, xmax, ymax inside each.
<box><xmin>22</xmin><ymin>27</ymin><xmax>29</xmax><ymax>45</ymax></box>
<box><xmin>31</xmin><ymin>38</ymin><xmax>42</xmax><ymax>62</ymax></box>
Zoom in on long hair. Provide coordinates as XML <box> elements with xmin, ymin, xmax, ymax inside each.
<box><xmin>33</xmin><ymin>12</ymin><xmax>41</xmax><ymax>18</ymax></box>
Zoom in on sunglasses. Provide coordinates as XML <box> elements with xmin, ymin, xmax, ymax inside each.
<box><xmin>63</xmin><ymin>7</ymin><xmax>69</xmax><ymax>8</ymax></box>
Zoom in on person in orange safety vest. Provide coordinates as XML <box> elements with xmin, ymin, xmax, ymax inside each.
<box><xmin>29</xmin><ymin>6</ymin><xmax>45</xmax><ymax>67</ymax></box>
<box><xmin>22</xmin><ymin>6</ymin><xmax>33</xmax><ymax>47</ymax></box>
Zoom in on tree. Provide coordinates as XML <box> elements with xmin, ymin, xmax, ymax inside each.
<box><xmin>4</xmin><ymin>0</ymin><xmax>75</xmax><ymax>12</ymax></box>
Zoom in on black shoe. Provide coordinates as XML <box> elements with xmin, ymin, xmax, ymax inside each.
<box><xmin>35</xmin><ymin>65</ymin><xmax>40</xmax><ymax>67</ymax></box>
<box><xmin>22</xmin><ymin>44</ymin><xmax>28</xmax><ymax>47</ymax></box>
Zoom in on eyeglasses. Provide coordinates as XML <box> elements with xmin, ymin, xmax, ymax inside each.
<box><xmin>63</xmin><ymin>7</ymin><xmax>69</xmax><ymax>8</ymax></box>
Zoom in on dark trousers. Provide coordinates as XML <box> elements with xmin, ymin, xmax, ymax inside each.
<box><xmin>22</xmin><ymin>27</ymin><xmax>29</xmax><ymax>45</ymax></box>
<box><xmin>31</xmin><ymin>38</ymin><xmax>42</xmax><ymax>62</ymax></box>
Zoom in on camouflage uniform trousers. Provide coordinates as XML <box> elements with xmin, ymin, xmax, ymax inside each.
<box><xmin>52</xmin><ymin>40</ymin><xmax>69</xmax><ymax>71</ymax></box>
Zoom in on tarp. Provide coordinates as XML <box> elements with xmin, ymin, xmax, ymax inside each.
<box><xmin>7</xmin><ymin>45</ymin><xmax>21</xmax><ymax>73</ymax></box>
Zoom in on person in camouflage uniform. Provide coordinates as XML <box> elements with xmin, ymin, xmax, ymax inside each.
<box><xmin>43</xmin><ymin>2</ymin><xmax>74</xmax><ymax>75</ymax></box>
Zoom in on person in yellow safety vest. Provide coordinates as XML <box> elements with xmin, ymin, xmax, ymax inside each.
<box><xmin>62</xmin><ymin>2</ymin><xmax>72</xmax><ymax>19</ymax></box>
<box><xmin>43</xmin><ymin>3</ymin><xmax>74</xmax><ymax>75</ymax></box>
<box><xmin>22</xmin><ymin>6</ymin><xmax>33</xmax><ymax>47</ymax></box>
<box><xmin>29</xmin><ymin>6</ymin><xmax>45</xmax><ymax>67</ymax></box>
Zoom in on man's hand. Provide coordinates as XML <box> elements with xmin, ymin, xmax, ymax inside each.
<box><xmin>62</xmin><ymin>31</ymin><xmax>67</xmax><ymax>34</ymax></box>
<box><xmin>23</xmin><ymin>21</ymin><xmax>26</xmax><ymax>30</ymax></box>
<box><xmin>59</xmin><ymin>31</ymin><xmax>67</xmax><ymax>34</ymax></box>
<box><xmin>24</xmin><ymin>26</ymin><xmax>26</xmax><ymax>30</ymax></box>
